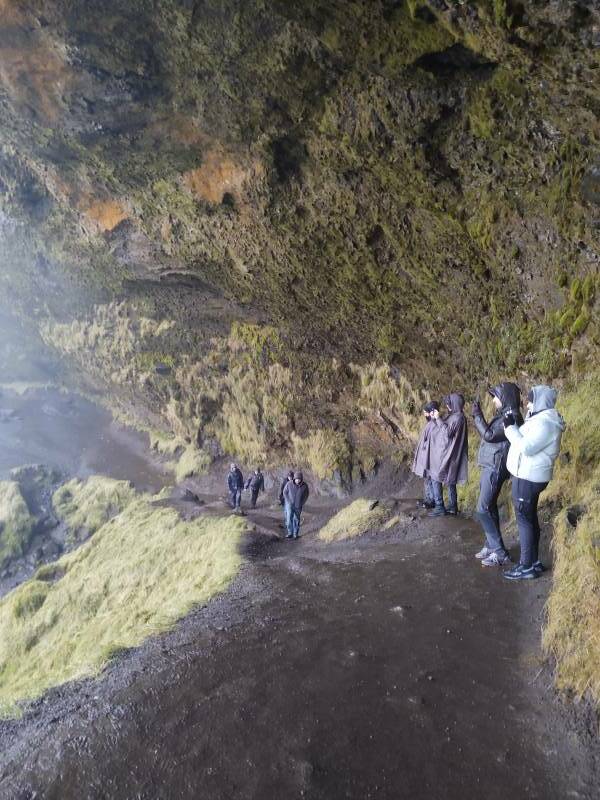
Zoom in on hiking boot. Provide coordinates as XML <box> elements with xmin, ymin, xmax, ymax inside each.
<box><xmin>532</xmin><ymin>560</ymin><xmax>547</xmax><ymax>574</ymax></box>
<box><xmin>481</xmin><ymin>550</ymin><xmax>512</xmax><ymax>567</ymax></box>
<box><xmin>428</xmin><ymin>505</ymin><xmax>446</xmax><ymax>517</ymax></box>
<box><xmin>475</xmin><ymin>546</ymin><xmax>491</xmax><ymax>560</ymax></box>
<box><xmin>285</xmin><ymin>533</ymin><xmax>293</xmax><ymax>539</ymax></box>
<box><xmin>503</xmin><ymin>564</ymin><xmax>538</xmax><ymax>581</ymax></box>
<box><xmin>417</xmin><ymin>499</ymin><xmax>435</xmax><ymax>509</ymax></box>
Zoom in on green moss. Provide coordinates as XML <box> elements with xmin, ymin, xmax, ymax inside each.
<box><xmin>582</xmin><ymin>274</ymin><xmax>596</xmax><ymax>304</ymax></box>
<box><xmin>570</xmin><ymin>306</ymin><xmax>591</xmax><ymax>337</ymax></box>
<box><xmin>0</xmin><ymin>482</ymin><xmax>35</xmax><ymax>567</ymax></box>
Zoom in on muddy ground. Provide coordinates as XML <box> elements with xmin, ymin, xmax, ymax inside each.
<box><xmin>0</xmin><ymin>389</ymin><xmax>598</xmax><ymax>799</ymax></box>
<box><xmin>1</xmin><ymin>497</ymin><xmax>599</xmax><ymax>799</ymax></box>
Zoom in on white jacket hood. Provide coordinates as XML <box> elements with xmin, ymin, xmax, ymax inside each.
<box><xmin>506</xmin><ymin>385</ymin><xmax>565</xmax><ymax>483</ymax></box>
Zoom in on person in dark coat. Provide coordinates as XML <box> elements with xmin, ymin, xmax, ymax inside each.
<box><xmin>411</xmin><ymin>400</ymin><xmax>439</xmax><ymax>509</ymax></box>
<box><xmin>279</xmin><ymin>470</ymin><xmax>295</xmax><ymax>529</ymax></box>
<box><xmin>283</xmin><ymin>471</ymin><xmax>309</xmax><ymax>539</ymax></box>
<box><xmin>245</xmin><ymin>468</ymin><xmax>265</xmax><ymax>509</ymax></box>
<box><xmin>429</xmin><ymin>393</ymin><xmax>468</xmax><ymax>516</ymax></box>
<box><xmin>227</xmin><ymin>463</ymin><xmax>244</xmax><ymax>509</ymax></box>
<box><xmin>472</xmin><ymin>382</ymin><xmax>523</xmax><ymax>566</ymax></box>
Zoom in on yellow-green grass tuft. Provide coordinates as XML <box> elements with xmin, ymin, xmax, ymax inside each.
<box><xmin>0</xmin><ymin>481</ymin><xmax>36</xmax><ymax>567</ymax></box>
<box><xmin>541</xmin><ymin>372</ymin><xmax>600</xmax><ymax>704</ymax></box>
<box><xmin>292</xmin><ymin>429</ymin><xmax>350</xmax><ymax>481</ymax></box>
<box><xmin>149</xmin><ymin>430</ymin><xmax>185</xmax><ymax>457</ymax></box>
<box><xmin>0</xmin><ymin>499</ymin><xmax>245</xmax><ymax>717</ymax></box>
<box><xmin>175</xmin><ymin>445</ymin><xmax>211</xmax><ymax>483</ymax></box>
<box><xmin>319</xmin><ymin>498</ymin><xmax>389</xmax><ymax>542</ymax></box>
<box><xmin>543</xmin><ymin>496</ymin><xmax>600</xmax><ymax>701</ymax></box>
<box><xmin>53</xmin><ymin>476</ymin><xmax>136</xmax><ymax>538</ymax></box>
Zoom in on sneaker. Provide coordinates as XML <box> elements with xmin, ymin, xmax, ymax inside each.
<box><xmin>475</xmin><ymin>546</ymin><xmax>491</xmax><ymax>560</ymax></box>
<box><xmin>481</xmin><ymin>550</ymin><xmax>512</xmax><ymax>567</ymax></box>
<box><xmin>532</xmin><ymin>561</ymin><xmax>547</xmax><ymax>574</ymax></box>
<box><xmin>428</xmin><ymin>506</ymin><xmax>447</xmax><ymax>517</ymax></box>
<box><xmin>503</xmin><ymin>564</ymin><xmax>538</xmax><ymax>581</ymax></box>
<box><xmin>446</xmin><ymin>508</ymin><xmax>458</xmax><ymax>516</ymax></box>
<box><xmin>285</xmin><ymin>533</ymin><xmax>293</xmax><ymax>539</ymax></box>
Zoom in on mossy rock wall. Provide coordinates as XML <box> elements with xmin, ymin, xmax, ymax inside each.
<box><xmin>1</xmin><ymin>1</ymin><xmax>600</xmax><ymax>472</ymax></box>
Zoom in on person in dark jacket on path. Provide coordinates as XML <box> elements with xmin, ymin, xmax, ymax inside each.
<box><xmin>279</xmin><ymin>470</ymin><xmax>294</xmax><ymax>529</ymax></box>
<box><xmin>227</xmin><ymin>463</ymin><xmax>244</xmax><ymax>510</ymax></box>
<box><xmin>472</xmin><ymin>382</ymin><xmax>523</xmax><ymax>567</ymax></box>
<box><xmin>411</xmin><ymin>401</ymin><xmax>439</xmax><ymax>509</ymax></box>
<box><xmin>245</xmin><ymin>468</ymin><xmax>265</xmax><ymax>509</ymax></box>
<box><xmin>283</xmin><ymin>471</ymin><xmax>309</xmax><ymax>539</ymax></box>
<box><xmin>429</xmin><ymin>393</ymin><xmax>468</xmax><ymax>517</ymax></box>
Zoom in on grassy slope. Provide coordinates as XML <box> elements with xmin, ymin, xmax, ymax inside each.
<box><xmin>0</xmin><ymin>499</ymin><xmax>245</xmax><ymax>717</ymax></box>
<box><xmin>542</xmin><ymin>373</ymin><xmax>600</xmax><ymax>703</ymax></box>
<box><xmin>53</xmin><ymin>476</ymin><xmax>137</xmax><ymax>537</ymax></box>
<box><xmin>0</xmin><ymin>481</ymin><xmax>35</xmax><ymax>567</ymax></box>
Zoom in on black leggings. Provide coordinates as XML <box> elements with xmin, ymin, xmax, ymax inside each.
<box><xmin>511</xmin><ymin>477</ymin><xmax>548</xmax><ymax>567</ymax></box>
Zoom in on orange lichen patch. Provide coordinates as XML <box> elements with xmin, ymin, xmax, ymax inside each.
<box><xmin>0</xmin><ymin>0</ymin><xmax>24</xmax><ymax>25</ymax></box>
<box><xmin>0</xmin><ymin>10</ymin><xmax>75</xmax><ymax>123</ymax></box>
<box><xmin>82</xmin><ymin>200</ymin><xmax>129</xmax><ymax>232</ymax></box>
<box><xmin>182</xmin><ymin>149</ymin><xmax>264</xmax><ymax>205</ymax></box>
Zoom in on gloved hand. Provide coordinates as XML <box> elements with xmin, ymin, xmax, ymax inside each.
<box><xmin>503</xmin><ymin>409</ymin><xmax>516</xmax><ymax>427</ymax></box>
<box><xmin>471</xmin><ymin>400</ymin><xmax>482</xmax><ymax>418</ymax></box>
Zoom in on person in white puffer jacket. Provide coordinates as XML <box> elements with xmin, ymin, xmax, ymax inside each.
<box><xmin>502</xmin><ymin>385</ymin><xmax>566</xmax><ymax>581</ymax></box>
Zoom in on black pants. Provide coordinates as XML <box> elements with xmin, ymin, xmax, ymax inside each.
<box><xmin>250</xmin><ymin>489</ymin><xmax>259</xmax><ymax>508</ymax></box>
<box><xmin>511</xmin><ymin>477</ymin><xmax>548</xmax><ymax>568</ymax></box>
<box><xmin>476</xmin><ymin>467</ymin><xmax>509</xmax><ymax>553</ymax></box>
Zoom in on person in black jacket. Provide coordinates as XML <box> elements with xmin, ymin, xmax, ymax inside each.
<box><xmin>227</xmin><ymin>463</ymin><xmax>244</xmax><ymax>510</ymax></box>
<box><xmin>471</xmin><ymin>382</ymin><xmax>523</xmax><ymax>566</ymax></box>
<box><xmin>245</xmin><ymin>468</ymin><xmax>265</xmax><ymax>509</ymax></box>
<box><xmin>283</xmin><ymin>471</ymin><xmax>309</xmax><ymax>539</ymax></box>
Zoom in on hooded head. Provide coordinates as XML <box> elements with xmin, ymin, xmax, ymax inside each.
<box><xmin>444</xmin><ymin>393</ymin><xmax>465</xmax><ymax>413</ymax></box>
<box><xmin>287</xmin><ymin>470</ymin><xmax>294</xmax><ymax>479</ymax></box>
<box><xmin>424</xmin><ymin>400</ymin><xmax>439</xmax><ymax>414</ymax></box>
<box><xmin>230</xmin><ymin>463</ymin><xmax>237</xmax><ymax>471</ymax></box>
<box><xmin>528</xmin><ymin>385</ymin><xmax>558</xmax><ymax>414</ymax></box>
<box><xmin>294</xmin><ymin>471</ymin><xmax>304</xmax><ymax>483</ymax></box>
<box><xmin>489</xmin><ymin>382</ymin><xmax>521</xmax><ymax>412</ymax></box>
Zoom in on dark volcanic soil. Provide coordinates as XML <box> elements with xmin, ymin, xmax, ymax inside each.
<box><xmin>0</xmin><ymin>490</ymin><xmax>597</xmax><ymax>800</ymax></box>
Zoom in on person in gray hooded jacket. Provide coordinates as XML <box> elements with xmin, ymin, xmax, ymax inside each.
<box><xmin>503</xmin><ymin>385</ymin><xmax>566</xmax><ymax>581</ymax></box>
<box><xmin>471</xmin><ymin>382</ymin><xmax>523</xmax><ymax>567</ymax></box>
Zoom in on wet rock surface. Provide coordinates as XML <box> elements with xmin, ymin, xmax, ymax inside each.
<box><xmin>0</xmin><ymin>497</ymin><xmax>597</xmax><ymax>800</ymax></box>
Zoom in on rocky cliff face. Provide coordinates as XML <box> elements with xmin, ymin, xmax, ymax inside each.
<box><xmin>1</xmin><ymin>0</ymin><xmax>599</xmax><ymax>475</ymax></box>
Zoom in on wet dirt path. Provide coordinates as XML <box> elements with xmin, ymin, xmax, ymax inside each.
<box><xmin>0</xmin><ymin>500</ymin><xmax>595</xmax><ymax>800</ymax></box>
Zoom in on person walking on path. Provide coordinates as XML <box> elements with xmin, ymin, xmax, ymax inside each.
<box><xmin>283</xmin><ymin>471</ymin><xmax>309</xmax><ymax>539</ymax></box>
<box><xmin>472</xmin><ymin>382</ymin><xmax>523</xmax><ymax>567</ymax></box>
<box><xmin>503</xmin><ymin>385</ymin><xmax>565</xmax><ymax>581</ymax></box>
<box><xmin>227</xmin><ymin>463</ymin><xmax>244</xmax><ymax>510</ymax></box>
<box><xmin>279</xmin><ymin>470</ymin><xmax>294</xmax><ymax>530</ymax></box>
<box><xmin>245</xmin><ymin>468</ymin><xmax>265</xmax><ymax>509</ymax></box>
<box><xmin>429</xmin><ymin>393</ymin><xmax>468</xmax><ymax>516</ymax></box>
<box><xmin>412</xmin><ymin>401</ymin><xmax>439</xmax><ymax>509</ymax></box>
